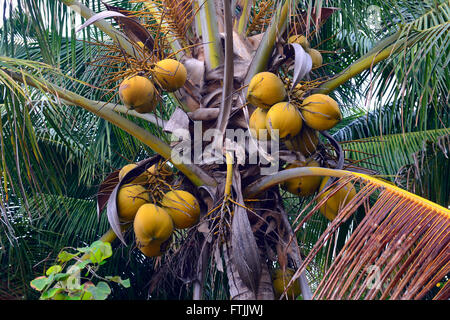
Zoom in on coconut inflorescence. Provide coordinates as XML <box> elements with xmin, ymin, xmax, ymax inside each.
<box><xmin>114</xmin><ymin>157</ymin><xmax>201</xmax><ymax>258</ymax></box>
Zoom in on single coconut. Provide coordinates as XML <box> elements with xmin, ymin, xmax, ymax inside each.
<box><xmin>138</xmin><ymin>240</ymin><xmax>162</xmax><ymax>257</ymax></box>
<box><xmin>161</xmin><ymin>190</ymin><xmax>200</xmax><ymax>229</ymax></box>
<box><xmin>247</xmin><ymin>72</ymin><xmax>287</xmax><ymax>109</ymax></box>
<box><xmin>133</xmin><ymin>204</ymin><xmax>174</xmax><ymax>245</ymax></box>
<box><xmin>117</xmin><ymin>184</ymin><xmax>150</xmax><ymax>221</ymax></box>
<box><xmin>301</xmin><ymin>94</ymin><xmax>342</xmax><ymax>131</ymax></box>
<box><xmin>317</xmin><ymin>177</ymin><xmax>357</xmax><ymax>221</ymax></box>
<box><xmin>119</xmin><ymin>75</ymin><xmax>157</xmax><ymax>113</ymax></box>
<box><xmin>308</xmin><ymin>48</ymin><xmax>323</xmax><ymax>68</ymax></box>
<box><xmin>249</xmin><ymin>107</ymin><xmax>270</xmax><ymax>140</ymax></box>
<box><xmin>283</xmin><ymin>159</ymin><xmax>322</xmax><ymax>197</ymax></box>
<box><xmin>153</xmin><ymin>59</ymin><xmax>187</xmax><ymax>92</ymax></box>
<box><xmin>265</xmin><ymin>102</ymin><xmax>303</xmax><ymax>139</ymax></box>
<box><xmin>288</xmin><ymin>34</ymin><xmax>310</xmax><ymax>50</ymax></box>
<box><xmin>284</xmin><ymin>125</ymin><xmax>319</xmax><ymax>157</ymax></box>
<box><xmin>118</xmin><ymin>163</ymin><xmax>148</xmax><ymax>184</ymax></box>
<box><xmin>272</xmin><ymin>268</ymin><xmax>301</xmax><ymax>299</ymax></box>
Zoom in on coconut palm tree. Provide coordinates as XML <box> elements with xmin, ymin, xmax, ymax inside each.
<box><xmin>0</xmin><ymin>0</ymin><xmax>448</xmax><ymax>300</ymax></box>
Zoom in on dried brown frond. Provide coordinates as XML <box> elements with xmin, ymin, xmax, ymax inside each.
<box><xmin>287</xmin><ymin>175</ymin><xmax>450</xmax><ymax>300</ymax></box>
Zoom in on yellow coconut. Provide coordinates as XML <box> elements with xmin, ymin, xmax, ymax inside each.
<box><xmin>284</xmin><ymin>125</ymin><xmax>319</xmax><ymax>157</ymax></box>
<box><xmin>317</xmin><ymin>177</ymin><xmax>357</xmax><ymax>221</ymax></box>
<box><xmin>147</xmin><ymin>162</ymin><xmax>172</xmax><ymax>176</ymax></box>
<box><xmin>272</xmin><ymin>268</ymin><xmax>301</xmax><ymax>299</ymax></box>
<box><xmin>265</xmin><ymin>102</ymin><xmax>303</xmax><ymax>139</ymax></box>
<box><xmin>133</xmin><ymin>204</ymin><xmax>173</xmax><ymax>245</ymax></box>
<box><xmin>283</xmin><ymin>159</ymin><xmax>322</xmax><ymax>197</ymax></box>
<box><xmin>288</xmin><ymin>35</ymin><xmax>310</xmax><ymax>50</ymax></box>
<box><xmin>161</xmin><ymin>190</ymin><xmax>200</xmax><ymax>229</ymax></box>
<box><xmin>309</xmin><ymin>48</ymin><xmax>323</xmax><ymax>68</ymax></box>
<box><xmin>117</xmin><ymin>184</ymin><xmax>150</xmax><ymax>221</ymax></box>
<box><xmin>118</xmin><ymin>163</ymin><xmax>148</xmax><ymax>184</ymax></box>
<box><xmin>119</xmin><ymin>164</ymin><xmax>137</xmax><ymax>181</ymax></box>
<box><xmin>138</xmin><ymin>240</ymin><xmax>162</xmax><ymax>257</ymax></box>
<box><xmin>153</xmin><ymin>59</ymin><xmax>187</xmax><ymax>92</ymax></box>
<box><xmin>119</xmin><ymin>75</ymin><xmax>157</xmax><ymax>113</ymax></box>
<box><xmin>301</xmin><ymin>94</ymin><xmax>342</xmax><ymax>131</ymax></box>
<box><xmin>247</xmin><ymin>72</ymin><xmax>287</xmax><ymax>109</ymax></box>
<box><xmin>249</xmin><ymin>107</ymin><xmax>270</xmax><ymax>140</ymax></box>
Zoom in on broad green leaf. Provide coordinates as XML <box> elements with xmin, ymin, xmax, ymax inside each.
<box><xmin>41</xmin><ymin>287</ymin><xmax>63</xmax><ymax>300</ymax></box>
<box><xmin>53</xmin><ymin>273</ymin><xmax>70</xmax><ymax>282</ymax></box>
<box><xmin>30</xmin><ymin>276</ymin><xmax>50</xmax><ymax>291</ymax></box>
<box><xmin>88</xmin><ymin>281</ymin><xmax>111</xmax><ymax>300</ymax></box>
<box><xmin>81</xmin><ymin>291</ymin><xmax>94</xmax><ymax>300</ymax></box>
<box><xmin>57</xmin><ymin>250</ymin><xmax>78</xmax><ymax>263</ymax></box>
<box><xmin>67</xmin><ymin>290</ymin><xmax>84</xmax><ymax>300</ymax></box>
<box><xmin>46</xmin><ymin>265</ymin><xmax>62</xmax><ymax>276</ymax></box>
<box><xmin>88</xmin><ymin>241</ymin><xmax>112</xmax><ymax>264</ymax></box>
<box><xmin>76</xmin><ymin>260</ymin><xmax>91</xmax><ymax>270</ymax></box>
<box><xmin>105</xmin><ymin>276</ymin><xmax>131</xmax><ymax>288</ymax></box>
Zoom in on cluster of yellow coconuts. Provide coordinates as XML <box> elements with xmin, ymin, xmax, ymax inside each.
<box><xmin>246</xmin><ymin>66</ymin><xmax>352</xmax><ymax>221</ymax></box>
<box><xmin>116</xmin><ymin>162</ymin><xmax>201</xmax><ymax>257</ymax></box>
<box><xmin>247</xmin><ymin>71</ymin><xmax>342</xmax><ymax>144</ymax></box>
<box><xmin>118</xmin><ymin>58</ymin><xmax>187</xmax><ymax>113</ymax></box>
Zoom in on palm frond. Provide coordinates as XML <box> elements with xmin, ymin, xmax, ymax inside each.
<box><xmin>341</xmin><ymin>128</ymin><xmax>450</xmax><ymax>181</ymax></box>
<box><xmin>245</xmin><ymin>168</ymin><xmax>450</xmax><ymax>299</ymax></box>
<box><xmin>396</xmin><ymin>133</ymin><xmax>450</xmax><ymax>208</ymax></box>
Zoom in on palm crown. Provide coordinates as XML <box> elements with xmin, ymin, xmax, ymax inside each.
<box><xmin>0</xmin><ymin>0</ymin><xmax>448</xmax><ymax>300</ymax></box>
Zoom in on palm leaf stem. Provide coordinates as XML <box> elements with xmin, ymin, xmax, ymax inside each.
<box><xmin>5</xmin><ymin>70</ymin><xmax>216</xmax><ymax>188</ymax></box>
<box><xmin>197</xmin><ymin>0</ymin><xmax>223</xmax><ymax>70</ymax></box>
<box><xmin>60</xmin><ymin>0</ymin><xmax>136</xmax><ymax>57</ymax></box>
<box><xmin>244</xmin><ymin>166</ymin><xmax>449</xmax><ymax>216</ymax></box>
<box><xmin>315</xmin><ymin>32</ymin><xmax>420</xmax><ymax>95</ymax></box>
<box><xmin>60</xmin><ymin>98</ymin><xmax>167</xmax><ymax>127</ymax></box>
<box><xmin>235</xmin><ymin>0</ymin><xmax>252</xmax><ymax>35</ymax></box>
<box><xmin>215</xmin><ymin>0</ymin><xmax>234</xmax><ymax>136</ymax></box>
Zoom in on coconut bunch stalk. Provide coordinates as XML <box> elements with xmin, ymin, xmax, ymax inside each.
<box><xmin>1</xmin><ymin>0</ymin><xmax>449</xmax><ymax>301</ymax></box>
